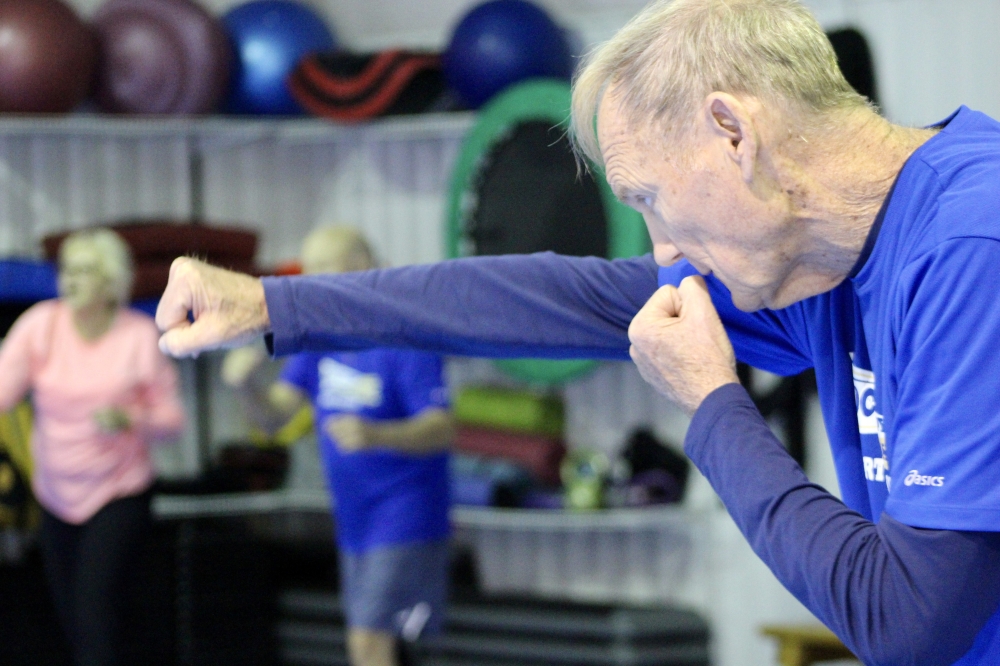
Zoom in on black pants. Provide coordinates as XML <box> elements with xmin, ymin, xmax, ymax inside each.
<box><xmin>39</xmin><ymin>491</ymin><xmax>151</xmax><ymax>666</ymax></box>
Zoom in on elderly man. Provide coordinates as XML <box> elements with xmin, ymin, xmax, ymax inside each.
<box><xmin>156</xmin><ymin>0</ymin><xmax>1000</xmax><ymax>663</ymax></box>
<box><xmin>222</xmin><ymin>227</ymin><xmax>453</xmax><ymax>666</ymax></box>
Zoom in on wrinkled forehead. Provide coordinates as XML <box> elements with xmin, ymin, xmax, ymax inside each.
<box><xmin>597</xmin><ymin>86</ymin><xmax>680</xmax><ymax>188</ymax></box>
<box><xmin>596</xmin><ymin>88</ymin><xmax>641</xmax><ymax>164</ymax></box>
<box><xmin>598</xmin><ymin>86</ymin><xmax>701</xmax><ymax>179</ymax></box>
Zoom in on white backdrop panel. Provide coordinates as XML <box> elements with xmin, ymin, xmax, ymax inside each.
<box><xmin>0</xmin><ymin>133</ymin><xmax>190</xmax><ymax>256</ymax></box>
<box><xmin>200</xmin><ymin>133</ymin><xmax>462</xmax><ymax>266</ymax></box>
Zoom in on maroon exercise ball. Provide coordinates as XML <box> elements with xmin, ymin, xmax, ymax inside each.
<box><xmin>94</xmin><ymin>0</ymin><xmax>232</xmax><ymax>115</ymax></box>
<box><xmin>0</xmin><ymin>0</ymin><xmax>96</xmax><ymax>113</ymax></box>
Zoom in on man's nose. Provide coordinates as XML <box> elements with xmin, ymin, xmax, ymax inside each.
<box><xmin>653</xmin><ymin>242</ymin><xmax>684</xmax><ymax>267</ymax></box>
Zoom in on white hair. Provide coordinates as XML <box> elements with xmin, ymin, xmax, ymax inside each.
<box><xmin>301</xmin><ymin>225</ymin><xmax>377</xmax><ymax>273</ymax></box>
<box><xmin>571</xmin><ymin>0</ymin><xmax>870</xmax><ymax>165</ymax></box>
<box><xmin>59</xmin><ymin>228</ymin><xmax>134</xmax><ymax>305</ymax></box>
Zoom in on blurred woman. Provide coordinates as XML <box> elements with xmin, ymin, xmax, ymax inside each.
<box><xmin>0</xmin><ymin>228</ymin><xmax>185</xmax><ymax>666</ymax></box>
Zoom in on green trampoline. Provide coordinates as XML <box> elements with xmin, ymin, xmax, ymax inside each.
<box><xmin>446</xmin><ymin>78</ymin><xmax>649</xmax><ymax>384</ymax></box>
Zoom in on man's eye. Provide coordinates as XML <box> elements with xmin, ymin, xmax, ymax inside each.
<box><xmin>637</xmin><ymin>196</ymin><xmax>653</xmax><ymax>209</ymax></box>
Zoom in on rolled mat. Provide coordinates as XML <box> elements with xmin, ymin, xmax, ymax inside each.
<box><xmin>453</xmin><ymin>386</ymin><xmax>564</xmax><ymax>437</ymax></box>
<box><xmin>0</xmin><ymin>260</ymin><xmax>57</xmax><ymax>303</ymax></box>
<box><xmin>289</xmin><ymin>50</ymin><xmax>447</xmax><ymax>123</ymax></box>
<box><xmin>43</xmin><ymin>221</ymin><xmax>257</xmax><ymax>264</ymax></box>
<box><xmin>455</xmin><ymin>425</ymin><xmax>565</xmax><ymax>487</ymax></box>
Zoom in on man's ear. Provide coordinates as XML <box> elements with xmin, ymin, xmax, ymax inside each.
<box><xmin>702</xmin><ymin>93</ymin><xmax>757</xmax><ymax>183</ymax></box>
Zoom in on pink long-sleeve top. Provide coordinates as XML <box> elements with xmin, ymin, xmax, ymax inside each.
<box><xmin>0</xmin><ymin>300</ymin><xmax>185</xmax><ymax>524</ymax></box>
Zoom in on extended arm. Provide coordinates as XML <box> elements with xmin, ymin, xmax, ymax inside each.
<box><xmin>132</xmin><ymin>325</ymin><xmax>188</xmax><ymax>441</ymax></box>
<box><xmin>689</xmin><ymin>384</ymin><xmax>1000</xmax><ymax>666</ymax></box>
<box><xmin>156</xmin><ymin>253</ymin><xmax>658</xmax><ymax>358</ymax></box>
<box><xmin>262</xmin><ymin>252</ymin><xmax>659</xmax><ymax>358</ymax></box>
<box><xmin>325</xmin><ymin>407</ymin><xmax>454</xmax><ymax>455</ymax></box>
<box><xmin>98</xmin><ymin>323</ymin><xmax>187</xmax><ymax>440</ymax></box>
<box><xmin>124</xmin><ymin>355</ymin><xmax>186</xmax><ymax>442</ymax></box>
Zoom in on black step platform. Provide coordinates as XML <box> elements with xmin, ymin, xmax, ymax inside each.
<box><xmin>278</xmin><ymin>589</ymin><xmax>710</xmax><ymax>666</ymax></box>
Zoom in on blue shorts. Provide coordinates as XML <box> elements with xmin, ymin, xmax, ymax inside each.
<box><xmin>339</xmin><ymin>539</ymin><xmax>449</xmax><ymax>638</ymax></box>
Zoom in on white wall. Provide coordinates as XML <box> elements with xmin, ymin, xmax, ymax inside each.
<box><xmin>806</xmin><ymin>0</ymin><xmax>1000</xmax><ymax>125</ymax></box>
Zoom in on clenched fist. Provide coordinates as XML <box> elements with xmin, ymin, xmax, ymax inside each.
<box><xmin>156</xmin><ymin>258</ymin><xmax>271</xmax><ymax>358</ymax></box>
<box><xmin>628</xmin><ymin>275</ymin><xmax>739</xmax><ymax>415</ymax></box>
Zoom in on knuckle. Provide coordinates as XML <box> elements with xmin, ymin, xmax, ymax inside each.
<box><xmin>171</xmin><ymin>259</ymin><xmax>195</xmax><ymax>284</ymax></box>
<box><xmin>627</xmin><ymin>319</ymin><xmax>642</xmax><ymax>341</ymax></box>
<box><xmin>629</xmin><ymin>324</ymin><xmax>651</xmax><ymax>346</ymax></box>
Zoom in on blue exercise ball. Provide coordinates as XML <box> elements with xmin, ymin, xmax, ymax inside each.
<box><xmin>444</xmin><ymin>0</ymin><xmax>572</xmax><ymax>109</ymax></box>
<box><xmin>222</xmin><ymin>0</ymin><xmax>335</xmax><ymax>115</ymax></box>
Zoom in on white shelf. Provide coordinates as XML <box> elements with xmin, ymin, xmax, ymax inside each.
<box><xmin>451</xmin><ymin>504</ymin><xmax>700</xmax><ymax>530</ymax></box>
<box><xmin>152</xmin><ymin>489</ymin><xmax>699</xmax><ymax>528</ymax></box>
<box><xmin>0</xmin><ymin>112</ymin><xmax>477</xmax><ymax>146</ymax></box>
<box><xmin>455</xmin><ymin>503</ymin><xmax>707</xmax><ymax>608</ymax></box>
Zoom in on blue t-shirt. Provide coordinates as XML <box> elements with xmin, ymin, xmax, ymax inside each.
<box><xmin>280</xmin><ymin>348</ymin><xmax>451</xmax><ymax>554</ymax></box>
<box><xmin>260</xmin><ymin>106</ymin><xmax>1000</xmax><ymax>663</ymax></box>
<box><xmin>661</xmin><ymin>106</ymin><xmax>1000</xmax><ymax>663</ymax></box>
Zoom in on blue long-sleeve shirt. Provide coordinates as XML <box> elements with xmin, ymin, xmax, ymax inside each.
<box><xmin>262</xmin><ymin>105</ymin><xmax>1000</xmax><ymax>665</ymax></box>
<box><xmin>264</xmin><ymin>252</ymin><xmax>657</xmax><ymax>361</ymax></box>
<box><xmin>691</xmin><ymin>385</ymin><xmax>1000</xmax><ymax>666</ymax></box>
<box><xmin>263</xmin><ymin>249</ymin><xmax>1000</xmax><ymax>665</ymax></box>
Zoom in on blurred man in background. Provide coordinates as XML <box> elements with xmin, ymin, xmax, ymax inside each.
<box><xmin>222</xmin><ymin>227</ymin><xmax>454</xmax><ymax>666</ymax></box>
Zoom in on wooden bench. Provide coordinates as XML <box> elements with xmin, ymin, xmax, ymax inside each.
<box><xmin>761</xmin><ymin>625</ymin><xmax>859</xmax><ymax>666</ymax></box>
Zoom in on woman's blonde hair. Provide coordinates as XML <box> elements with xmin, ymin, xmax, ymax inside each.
<box><xmin>59</xmin><ymin>228</ymin><xmax>134</xmax><ymax>305</ymax></box>
<box><xmin>570</xmin><ymin>0</ymin><xmax>870</xmax><ymax>165</ymax></box>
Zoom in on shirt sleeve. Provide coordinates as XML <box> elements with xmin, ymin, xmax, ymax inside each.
<box><xmin>121</xmin><ymin>315</ymin><xmax>185</xmax><ymax>442</ymax></box>
<box><xmin>687</xmin><ymin>383</ymin><xmax>1000</xmax><ymax>666</ymax></box>
<box><xmin>884</xmin><ymin>237</ymin><xmax>1000</xmax><ymax>530</ymax></box>
<box><xmin>263</xmin><ymin>252</ymin><xmax>659</xmax><ymax>359</ymax></box>
<box><xmin>136</xmin><ymin>348</ymin><xmax>186</xmax><ymax>442</ymax></box>
<box><xmin>390</xmin><ymin>351</ymin><xmax>449</xmax><ymax>417</ymax></box>
<box><xmin>658</xmin><ymin>261</ymin><xmax>814</xmax><ymax>376</ymax></box>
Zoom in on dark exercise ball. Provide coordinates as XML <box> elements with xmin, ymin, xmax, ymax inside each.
<box><xmin>444</xmin><ymin>0</ymin><xmax>571</xmax><ymax>109</ymax></box>
<box><xmin>0</xmin><ymin>0</ymin><xmax>96</xmax><ymax>113</ymax></box>
<box><xmin>94</xmin><ymin>0</ymin><xmax>232</xmax><ymax>115</ymax></box>
<box><xmin>222</xmin><ymin>0</ymin><xmax>336</xmax><ymax>115</ymax></box>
